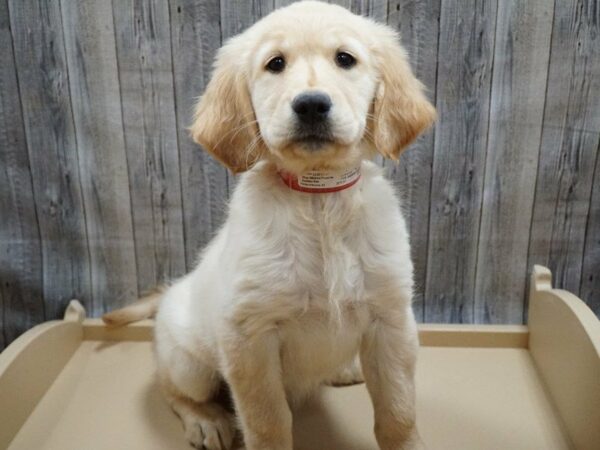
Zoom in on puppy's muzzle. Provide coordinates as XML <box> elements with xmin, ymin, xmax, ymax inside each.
<box><xmin>291</xmin><ymin>91</ymin><xmax>334</xmax><ymax>147</ymax></box>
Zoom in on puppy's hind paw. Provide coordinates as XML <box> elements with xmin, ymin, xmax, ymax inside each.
<box><xmin>182</xmin><ymin>405</ymin><xmax>236</xmax><ymax>450</ymax></box>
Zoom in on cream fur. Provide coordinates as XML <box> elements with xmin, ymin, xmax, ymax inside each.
<box><xmin>106</xmin><ymin>2</ymin><xmax>435</xmax><ymax>449</ymax></box>
<box><xmin>155</xmin><ymin>161</ymin><xmax>420</xmax><ymax>450</ymax></box>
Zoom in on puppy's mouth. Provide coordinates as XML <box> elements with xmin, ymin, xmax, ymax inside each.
<box><xmin>292</xmin><ymin>125</ymin><xmax>335</xmax><ymax>150</ymax></box>
<box><xmin>295</xmin><ymin>135</ymin><xmax>335</xmax><ymax>149</ymax></box>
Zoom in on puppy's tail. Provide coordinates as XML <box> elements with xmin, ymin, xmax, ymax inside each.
<box><xmin>101</xmin><ymin>286</ymin><xmax>165</xmax><ymax>328</ymax></box>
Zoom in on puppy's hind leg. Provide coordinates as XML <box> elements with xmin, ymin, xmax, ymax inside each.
<box><xmin>158</xmin><ymin>345</ymin><xmax>236</xmax><ymax>450</ymax></box>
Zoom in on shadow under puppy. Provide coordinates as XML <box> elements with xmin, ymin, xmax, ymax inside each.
<box><xmin>104</xmin><ymin>2</ymin><xmax>435</xmax><ymax>449</ymax></box>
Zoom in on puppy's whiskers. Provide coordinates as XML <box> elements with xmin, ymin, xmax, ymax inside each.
<box><xmin>243</xmin><ymin>133</ymin><xmax>264</xmax><ymax>169</ymax></box>
<box><xmin>211</xmin><ymin>117</ymin><xmax>259</xmax><ymax>151</ymax></box>
<box><xmin>362</xmin><ymin>127</ymin><xmax>376</xmax><ymax>144</ymax></box>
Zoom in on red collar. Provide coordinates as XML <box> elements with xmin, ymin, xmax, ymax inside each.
<box><xmin>279</xmin><ymin>166</ymin><xmax>361</xmax><ymax>193</ymax></box>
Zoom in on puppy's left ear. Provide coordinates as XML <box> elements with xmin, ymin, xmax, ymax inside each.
<box><xmin>370</xmin><ymin>27</ymin><xmax>436</xmax><ymax>159</ymax></box>
<box><xmin>189</xmin><ymin>37</ymin><xmax>262</xmax><ymax>174</ymax></box>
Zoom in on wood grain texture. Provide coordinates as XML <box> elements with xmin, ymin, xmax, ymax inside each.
<box><xmin>527</xmin><ymin>0</ymin><xmax>600</xmax><ymax>298</ymax></box>
<box><xmin>580</xmin><ymin>145</ymin><xmax>600</xmax><ymax>316</ymax></box>
<box><xmin>113</xmin><ymin>0</ymin><xmax>186</xmax><ymax>293</ymax></box>
<box><xmin>60</xmin><ymin>0</ymin><xmax>138</xmax><ymax>314</ymax></box>
<box><xmin>0</xmin><ymin>0</ymin><xmax>44</xmax><ymax>347</ymax></box>
<box><xmin>274</xmin><ymin>0</ymin><xmax>298</xmax><ymax>9</ymax></box>
<box><xmin>221</xmin><ymin>0</ymin><xmax>275</xmax><ymax>39</ymax></box>
<box><xmin>473</xmin><ymin>0</ymin><xmax>554</xmax><ymax>324</ymax></box>
<box><xmin>386</xmin><ymin>0</ymin><xmax>440</xmax><ymax>322</ymax></box>
<box><xmin>349</xmin><ymin>0</ymin><xmax>387</xmax><ymax>19</ymax></box>
<box><xmin>328</xmin><ymin>0</ymin><xmax>352</xmax><ymax>9</ymax></box>
<box><xmin>425</xmin><ymin>0</ymin><xmax>497</xmax><ymax>323</ymax></box>
<box><xmin>8</xmin><ymin>0</ymin><xmax>91</xmax><ymax>320</ymax></box>
<box><xmin>169</xmin><ymin>0</ymin><xmax>228</xmax><ymax>268</ymax></box>
<box><xmin>2</xmin><ymin>0</ymin><xmax>600</xmax><ymax>349</ymax></box>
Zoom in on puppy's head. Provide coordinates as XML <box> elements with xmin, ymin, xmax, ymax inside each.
<box><xmin>190</xmin><ymin>1</ymin><xmax>436</xmax><ymax>174</ymax></box>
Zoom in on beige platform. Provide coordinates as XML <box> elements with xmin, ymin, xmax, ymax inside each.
<box><xmin>1</xmin><ymin>266</ymin><xmax>599</xmax><ymax>450</ymax></box>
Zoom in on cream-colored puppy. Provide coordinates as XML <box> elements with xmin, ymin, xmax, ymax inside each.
<box><xmin>104</xmin><ymin>2</ymin><xmax>435</xmax><ymax>449</ymax></box>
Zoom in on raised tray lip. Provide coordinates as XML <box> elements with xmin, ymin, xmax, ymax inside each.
<box><xmin>527</xmin><ymin>265</ymin><xmax>600</xmax><ymax>450</ymax></box>
<box><xmin>0</xmin><ymin>320</ymin><xmax>68</xmax><ymax>374</ymax></box>
<box><xmin>0</xmin><ymin>265</ymin><xmax>599</xmax><ymax>450</ymax></box>
<box><xmin>530</xmin><ymin>265</ymin><xmax>600</xmax><ymax>357</ymax></box>
<box><xmin>77</xmin><ymin>317</ymin><xmax>531</xmax><ymax>347</ymax></box>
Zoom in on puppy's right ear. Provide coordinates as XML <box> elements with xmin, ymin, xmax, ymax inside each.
<box><xmin>370</xmin><ymin>26</ymin><xmax>436</xmax><ymax>160</ymax></box>
<box><xmin>189</xmin><ymin>39</ymin><xmax>262</xmax><ymax>174</ymax></box>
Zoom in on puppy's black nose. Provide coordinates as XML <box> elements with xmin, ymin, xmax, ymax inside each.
<box><xmin>292</xmin><ymin>92</ymin><xmax>332</xmax><ymax>124</ymax></box>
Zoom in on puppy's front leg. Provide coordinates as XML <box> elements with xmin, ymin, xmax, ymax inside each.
<box><xmin>221</xmin><ymin>328</ymin><xmax>292</xmax><ymax>450</ymax></box>
<box><xmin>360</xmin><ymin>306</ymin><xmax>420</xmax><ymax>450</ymax></box>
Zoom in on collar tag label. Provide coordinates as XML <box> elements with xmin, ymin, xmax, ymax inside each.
<box><xmin>297</xmin><ymin>167</ymin><xmax>360</xmax><ymax>189</ymax></box>
<box><xmin>279</xmin><ymin>166</ymin><xmax>361</xmax><ymax>193</ymax></box>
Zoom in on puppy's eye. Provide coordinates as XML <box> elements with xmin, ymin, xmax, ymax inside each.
<box><xmin>335</xmin><ymin>51</ymin><xmax>356</xmax><ymax>69</ymax></box>
<box><xmin>266</xmin><ymin>56</ymin><xmax>286</xmax><ymax>73</ymax></box>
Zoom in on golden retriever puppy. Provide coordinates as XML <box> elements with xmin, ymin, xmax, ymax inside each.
<box><xmin>104</xmin><ymin>1</ymin><xmax>435</xmax><ymax>449</ymax></box>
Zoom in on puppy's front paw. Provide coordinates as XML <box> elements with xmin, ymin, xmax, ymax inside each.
<box><xmin>375</xmin><ymin>415</ymin><xmax>420</xmax><ymax>450</ymax></box>
<box><xmin>183</xmin><ymin>407</ymin><xmax>235</xmax><ymax>450</ymax></box>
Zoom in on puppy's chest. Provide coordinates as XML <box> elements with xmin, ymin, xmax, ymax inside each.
<box><xmin>275</xmin><ymin>196</ymin><xmax>366</xmax><ymax>306</ymax></box>
<box><xmin>279</xmin><ymin>307</ymin><xmax>368</xmax><ymax>385</ymax></box>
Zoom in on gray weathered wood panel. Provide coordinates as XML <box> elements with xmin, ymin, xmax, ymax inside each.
<box><xmin>350</xmin><ymin>0</ymin><xmax>388</xmax><ymax>19</ymax></box>
<box><xmin>527</xmin><ymin>0</ymin><xmax>600</xmax><ymax>299</ymax></box>
<box><xmin>1</xmin><ymin>0</ymin><xmax>599</xmax><ymax>349</ymax></box>
<box><xmin>60</xmin><ymin>0</ymin><xmax>138</xmax><ymax>313</ymax></box>
<box><xmin>170</xmin><ymin>0</ymin><xmax>227</xmax><ymax>268</ymax></box>
<box><xmin>386</xmin><ymin>0</ymin><xmax>440</xmax><ymax>322</ymax></box>
<box><xmin>8</xmin><ymin>0</ymin><xmax>92</xmax><ymax>319</ymax></box>
<box><xmin>221</xmin><ymin>0</ymin><xmax>275</xmax><ymax>39</ymax></box>
<box><xmin>425</xmin><ymin>0</ymin><xmax>497</xmax><ymax>323</ymax></box>
<box><xmin>113</xmin><ymin>0</ymin><xmax>187</xmax><ymax>293</ymax></box>
<box><xmin>328</xmin><ymin>0</ymin><xmax>352</xmax><ymax>8</ymax></box>
<box><xmin>274</xmin><ymin>0</ymin><xmax>298</xmax><ymax>9</ymax></box>
<box><xmin>473</xmin><ymin>0</ymin><xmax>554</xmax><ymax>324</ymax></box>
<box><xmin>0</xmin><ymin>0</ymin><xmax>44</xmax><ymax>345</ymax></box>
<box><xmin>581</xmin><ymin>148</ymin><xmax>600</xmax><ymax>314</ymax></box>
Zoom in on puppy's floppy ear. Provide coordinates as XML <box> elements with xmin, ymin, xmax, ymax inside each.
<box><xmin>189</xmin><ymin>38</ymin><xmax>262</xmax><ymax>174</ymax></box>
<box><xmin>370</xmin><ymin>27</ymin><xmax>436</xmax><ymax>159</ymax></box>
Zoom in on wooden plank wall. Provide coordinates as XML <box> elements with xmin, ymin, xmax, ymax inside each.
<box><xmin>1</xmin><ymin>0</ymin><xmax>599</xmax><ymax>349</ymax></box>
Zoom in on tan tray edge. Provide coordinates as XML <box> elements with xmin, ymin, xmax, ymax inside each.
<box><xmin>1</xmin><ymin>266</ymin><xmax>599</xmax><ymax>449</ymax></box>
<box><xmin>81</xmin><ymin>319</ymin><xmax>530</xmax><ymax>348</ymax></box>
<box><xmin>418</xmin><ymin>324</ymin><xmax>528</xmax><ymax>348</ymax></box>
<box><xmin>528</xmin><ymin>265</ymin><xmax>600</xmax><ymax>450</ymax></box>
<box><xmin>0</xmin><ymin>317</ymin><xmax>82</xmax><ymax>449</ymax></box>
<box><xmin>83</xmin><ymin>318</ymin><xmax>154</xmax><ymax>341</ymax></box>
